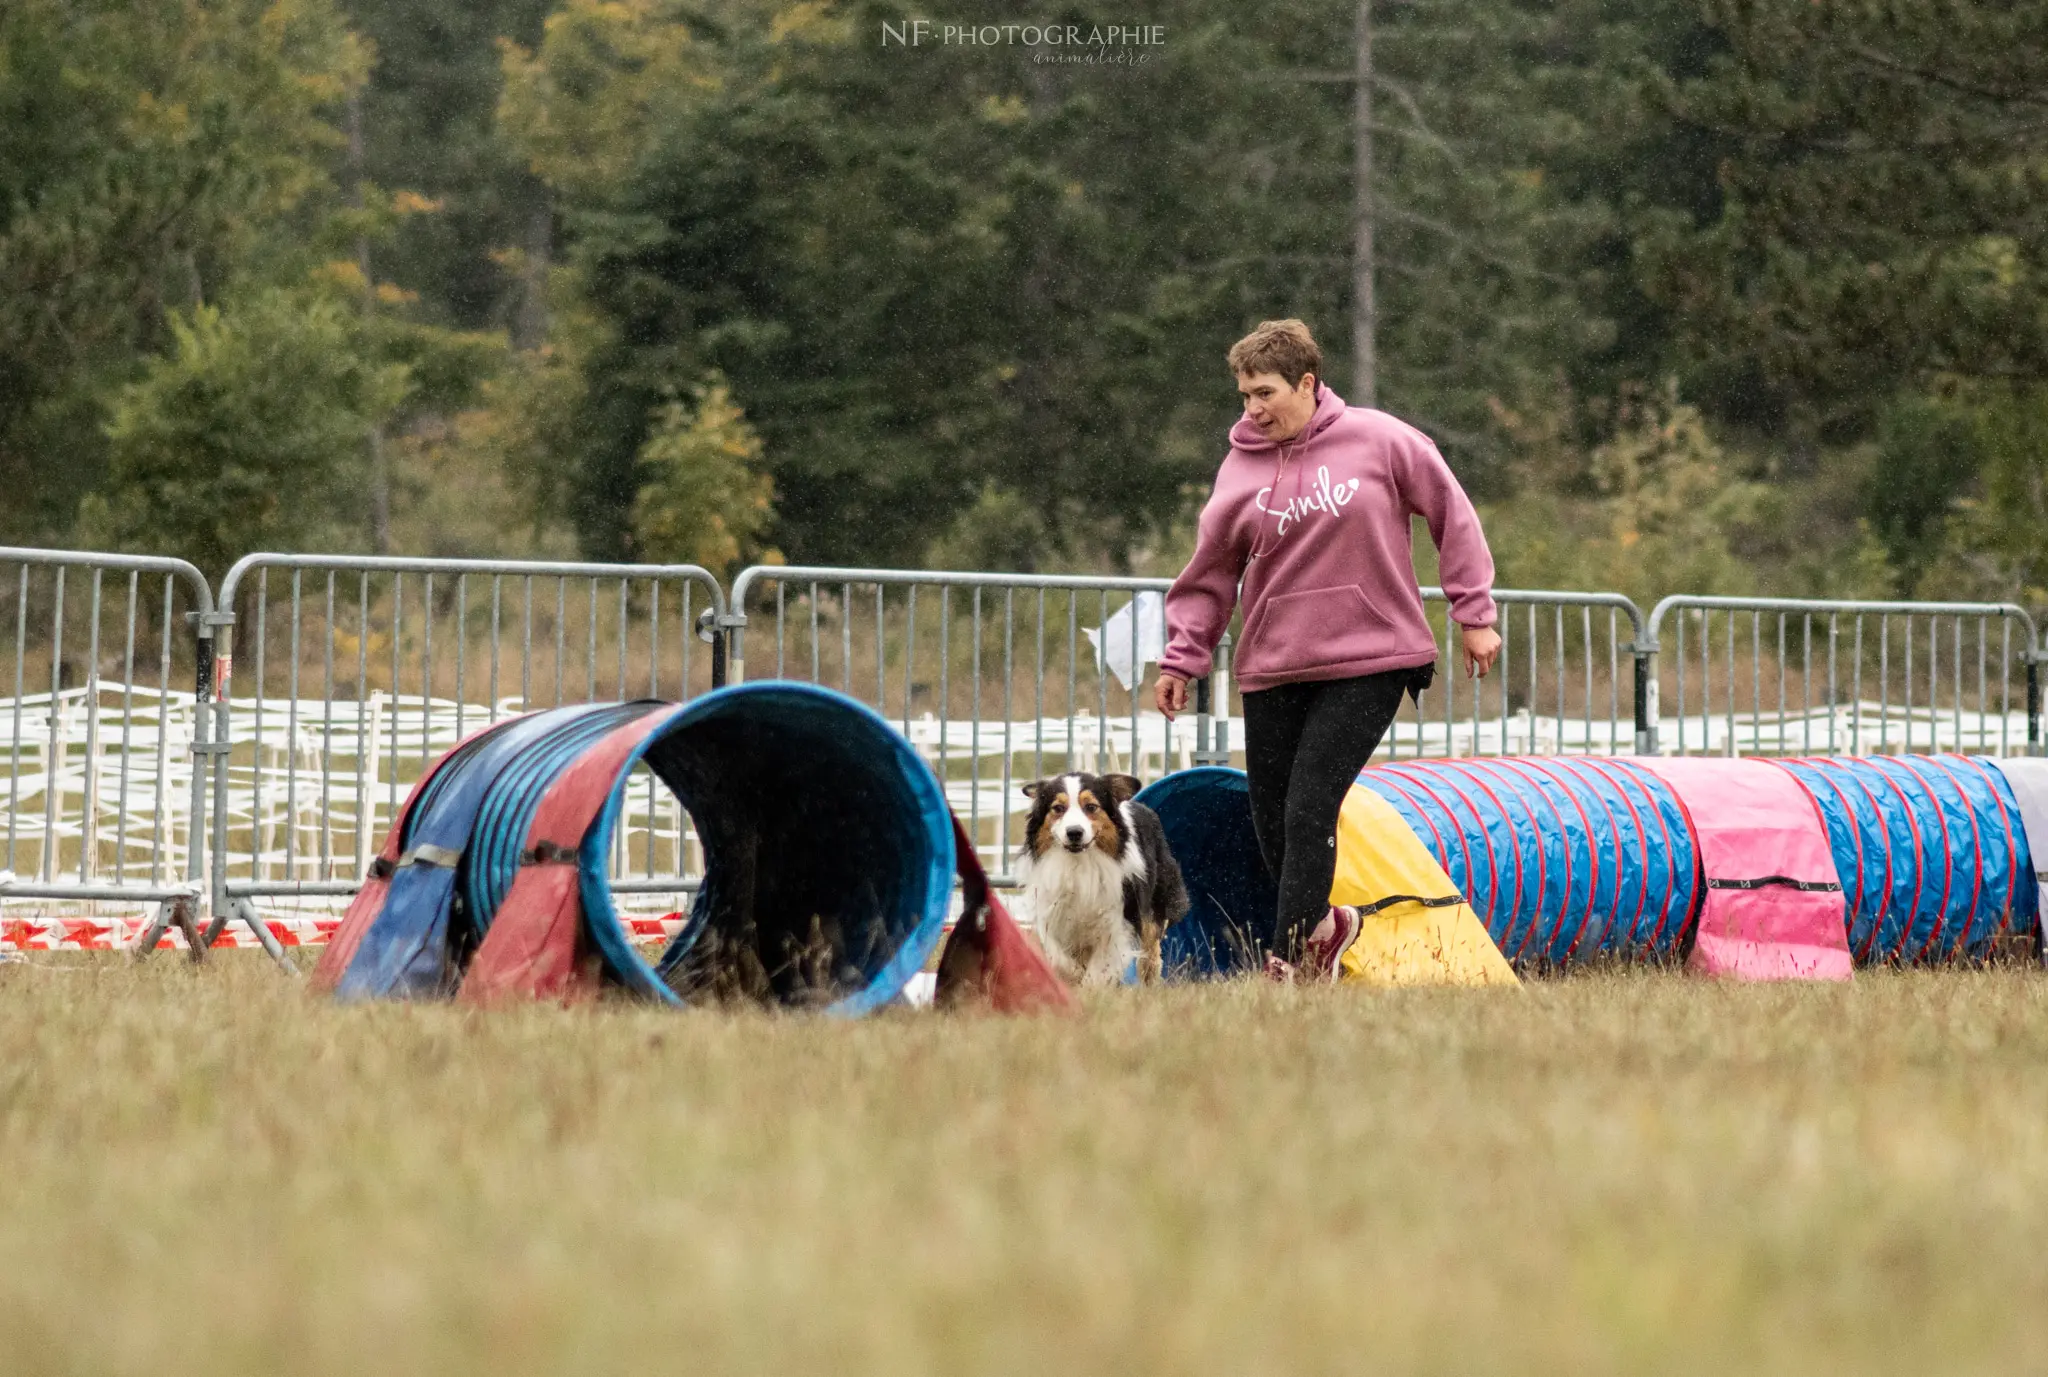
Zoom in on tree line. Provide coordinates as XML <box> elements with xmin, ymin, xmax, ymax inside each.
<box><xmin>3</xmin><ymin>0</ymin><xmax>2044</xmax><ymax>607</ymax></box>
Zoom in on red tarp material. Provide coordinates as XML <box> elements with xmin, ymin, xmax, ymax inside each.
<box><xmin>1628</xmin><ymin>757</ymin><xmax>1852</xmax><ymax>981</ymax></box>
<box><xmin>310</xmin><ymin>716</ymin><xmax>516</xmax><ymax>992</ymax></box>
<box><xmin>458</xmin><ymin>706</ymin><xmax>679</xmax><ymax>1004</ymax></box>
<box><xmin>934</xmin><ymin>813</ymin><xmax>1074</xmax><ymax>1014</ymax></box>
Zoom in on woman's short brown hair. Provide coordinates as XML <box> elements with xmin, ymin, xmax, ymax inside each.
<box><xmin>1227</xmin><ymin>319</ymin><xmax>1322</xmax><ymax>387</ymax></box>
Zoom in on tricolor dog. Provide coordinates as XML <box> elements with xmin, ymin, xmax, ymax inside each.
<box><xmin>1018</xmin><ymin>772</ymin><xmax>1188</xmax><ymax>986</ymax></box>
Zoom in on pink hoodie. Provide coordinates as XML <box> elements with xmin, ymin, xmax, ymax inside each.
<box><xmin>1159</xmin><ymin>383</ymin><xmax>1497</xmax><ymax>694</ymax></box>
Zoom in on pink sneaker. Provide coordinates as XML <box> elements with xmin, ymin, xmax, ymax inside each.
<box><xmin>1263</xmin><ymin>954</ymin><xmax>1298</xmax><ymax>983</ymax></box>
<box><xmin>1304</xmin><ymin>905</ymin><xmax>1361</xmax><ymax>981</ymax></box>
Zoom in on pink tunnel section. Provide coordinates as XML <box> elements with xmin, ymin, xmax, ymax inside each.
<box><xmin>1629</xmin><ymin>758</ymin><xmax>1852</xmax><ymax>982</ymax></box>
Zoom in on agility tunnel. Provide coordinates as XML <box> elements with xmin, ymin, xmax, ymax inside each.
<box><xmin>1146</xmin><ymin>756</ymin><xmax>2045</xmax><ymax>982</ymax></box>
<box><xmin>313</xmin><ymin>682</ymin><xmax>1068</xmax><ymax>1015</ymax></box>
<box><xmin>1137</xmin><ymin>768</ymin><xmax>1517</xmax><ymax>986</ymax></box>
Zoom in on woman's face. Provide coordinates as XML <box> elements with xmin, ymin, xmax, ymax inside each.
<box><xmin>1236</xmin><ymin>370</ymin><xmax>1318</xmax><ymax>443</ymax></box>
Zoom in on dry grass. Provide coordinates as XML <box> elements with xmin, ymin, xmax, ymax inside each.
<box><xmin>4</xmin><ymin>958</ymin><xmax>2048</xmax><ymax>1375</ymax></box>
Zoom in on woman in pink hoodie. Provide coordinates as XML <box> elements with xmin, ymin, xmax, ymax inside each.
<box><xmin>1155</xmin><ymin>319</ymin><xmax>1502</xmax><ymax>980</ymax></box>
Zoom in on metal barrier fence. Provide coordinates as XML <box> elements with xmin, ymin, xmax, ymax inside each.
<box><xmin>1383</xmin><ymin>589</ymin><xmax>1647</xmax><ymax>758</ymax></box>
<box><xmin>206</xmin><ymin>554</ymin><xmax>727</xmax><ymax>948</ymax></box>
<box><xmin>1641</xmin><ymin>596</ymin><xmax>2041</xmax><ymax>757</ymax></box>
<box><xmin>0</xmin><ymin>547</ymin><xmax>217</xmax><ymax>952</ymax></box>
<box><xmin>1</xmin><ymin>543</ymin><xmax>2044</xmax><ymax>955</ymax></box>
<box><xmin>724</xmin><ymin>567</ymin><xmax>1647</xmax><ymax>883</ymax></box>
<box><xmin>724</xmin><ymin>566</ymin><xmax>1228</xmax><ymax>886</ymax></box>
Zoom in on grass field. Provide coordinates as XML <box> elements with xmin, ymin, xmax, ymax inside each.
<box><xmin>4</xmin><ymin>958</ymin><xmax>2048</xmax><ymax>1375</ymax></box>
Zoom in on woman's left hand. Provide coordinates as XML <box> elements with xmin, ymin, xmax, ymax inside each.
<box><xmin>1460</xmin><ymin>624</ymin><xmax>1502</xmax><ymax>678</ymax></box>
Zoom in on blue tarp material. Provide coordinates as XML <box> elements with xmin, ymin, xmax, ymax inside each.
<box><xmin>1138</xmin><ymin>770</ymin><xmax>1277</xmax><ymax>975</ymax></box>
<box><xmin>1989</xmin><ymin>759</ymin><xmax>2048</xmax><ymax>897</ymax></box>
<box><xmin>337</xmin><ymin>705</ymin><xmax>621</xmax><ymax>999</ymax></box>
<box><xmin>1358</xmin><ymin>759</ymin><xmax>1702</xmax><ymax>966</ymax></box>
<box><xmin>459</xmin><ymin>702</ymin><xmax>667</xmax><ymax>940</ymax></box>
<box><xmin>333</xmin><ymin>684</ymin><xmax>955</xmax><ymax>1013</ymax></box>
<box><xmin>1772</xmin><ymin>756</ymin><xmax>2038</xmax><ymax>963</ymax></box>
<box><xmin>1139</xmin><ymin>768</ymin><xmax>1275</xmax><ymax>978</ymax></box>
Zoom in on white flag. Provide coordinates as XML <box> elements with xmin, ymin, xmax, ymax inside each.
<box><xmin>1085</xmin><ymin>590</ymin><xmax>1167</xmax><ymax>692</ymax></box>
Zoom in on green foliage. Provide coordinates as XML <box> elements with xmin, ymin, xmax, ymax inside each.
<box><xmin>337</xmin><ymin>0</ymin><xmax>556</xmax><ymax>330</ymax></box>
<box><xmin>0</xmin><ymin>0</ymin><xmax>2042</xmax><ymax>609</ymax></box>
<box><xmin>1638</xmin><ymin>0</ymin><xmax>2048</xmax><ymax>433</ymax></box>
<box><xmin>924</xmin><ymin>485</ymin><xmax>1054</xmax><ymax>573</ymax></box>
<box><xmin>629</xmin><ymin>375</ymin><xmax>776</xmax><ymax>573</ymax></box>
<box><xmin>86</xmin><ymin>292</ymin><xmax>409</xmax><ymax>572</ymax></box>
<box><xmin>1866</xmin><ymin>394</ymin><xmax>1984</xmax><ymax>589</ymax></box>
<box><xmin>1915</xmin><ymin>386</ymin><xmax>2048</xmax><ymax>606</ymax></box>
<box><xmin>494</xmin><ymin>0</ymin><xmax>1666</xmax><ymax>566</ymax></box>
<box><xmin>0</xmin><ymin>0</ymin><xmax>364</xmax><ymax>540</ymax></box>
<box><xmin>1482</xmin><ymin>384</ymin><xmax>1770</xmax><ymax>606</ymax></box>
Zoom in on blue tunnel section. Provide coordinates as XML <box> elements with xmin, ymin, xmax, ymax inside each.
<box><xmin>336</xmin><ymin>683</ymin><xmax>955</xmax><ymax>1014</ymax></box>
<box><xmin>1357</xmin><ymin>759</ymin><xmax>1701</xmax><ymax>966</ymax></box>
<box><xmin>1774</xmin><ymin>756</ymin><xmax>2039</xmax><ymax>963</ymax></box>
<box><xmin>1138</xmin><ymin>768</ymin><xmax>1276</xmax><ymax>978</ymax></box>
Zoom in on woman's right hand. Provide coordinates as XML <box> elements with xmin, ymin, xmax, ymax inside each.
<box><xmin>1155</xmin><ymin>672</ymin><xmax>1189</xmax><ymax>720</ymax></box>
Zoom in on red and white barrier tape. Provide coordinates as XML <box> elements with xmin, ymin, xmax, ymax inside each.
<box><xmin>1</xmin><ymin>914</ymin><xmax>690</xmax><ymax>952</ymax></box>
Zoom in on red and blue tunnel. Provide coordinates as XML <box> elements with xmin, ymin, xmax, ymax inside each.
<box><xmin>314</xmin><ymin>683</ymin><xmax>1067</xmax><ymax>1014</ymax></box>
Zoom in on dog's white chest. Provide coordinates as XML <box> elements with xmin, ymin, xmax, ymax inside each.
<box><xmin>1025</xmin><ymin>848</ymin><xmax>1133</xmax><ymax>983</ymax></box>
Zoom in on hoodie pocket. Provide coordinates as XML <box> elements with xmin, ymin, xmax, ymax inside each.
<box><xmin>1239</xmin><ymin>585</ymin><xmax>1397</xmax><ymax>677</ymax></box>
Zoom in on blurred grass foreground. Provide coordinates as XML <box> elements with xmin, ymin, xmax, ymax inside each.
<box><xmin>4</xmin><ymin>957</ymin><xmax>2048</xmax><ymax>1374</ymax></box>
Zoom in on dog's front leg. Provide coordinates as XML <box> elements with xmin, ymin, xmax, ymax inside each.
<box><xmin>1037</xmin><ymin>929</ymin><xmax>1086</xmax><ymax>987</ymax></box>
<box><xmin>1138</xmin><ymin>917</ymin><xmax>1163</xmax><ymax>985</ymax></box>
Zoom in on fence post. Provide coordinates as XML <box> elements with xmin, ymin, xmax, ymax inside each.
<box><xmin>196</xmin><ymin>604</ymin><xmax>291</xmax><ymax>967</ymax></box>
<box><xmin>187</xmin><ymin>610</ymin><xmax>215</xmax><ymax>906</ymax></box>
<box><xmin>2029</xmin><ymin>653</ymin><xmax>2041</xmax><ymax>757</ymax></box>
<box><xmin>700</xmin><ymin>607</ymin><xmax>733</xmax><ymax>688</ymax></box>
<box><xmin>717</xmin><ymin>609</ymin><xmax>746</xmax><ymax>687</ymax></box>
<box><xmin>206</xmin><ymin>608</ymin><xmax>233</xmax><ymax>929</ymax></box>
<box><xmin>1631</xmin><ymin>633</ymin><xmax>1658</xmax><ymax>756</ymax></box>
<box><xmin>1191</xmin><ymin>633</ymin><xmax>1232</xmax><ymax>767</ymax></box>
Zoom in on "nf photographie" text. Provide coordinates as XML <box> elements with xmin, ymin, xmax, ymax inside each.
<box><xmin>880</xmin><ymin>21</ymin><xmax>1166</xmax><ymax>47</ymax></box>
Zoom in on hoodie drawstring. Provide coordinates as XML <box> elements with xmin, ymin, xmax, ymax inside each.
<box><xmin>1251</xmin><ymin>432</ymin><xmax>1312</xmax><ymax>561</ymax></box>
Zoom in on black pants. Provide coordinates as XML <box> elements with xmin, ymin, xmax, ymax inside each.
<box><xmin>1241</xmin><ymin>670</ymin><xmax>1417</xmax><ymax>964</ymax></box>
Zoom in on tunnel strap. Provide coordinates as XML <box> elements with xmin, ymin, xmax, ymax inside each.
<box><xmin>1353</xmin><ymin>893</ymin><xmax>1464</xmax><ymax>918</ymax></box>
<box><xmin>399</xmin><ymin>843</ymin><xmax>464</xmax><ymax>869</ymax></box>
<box><xmin>1705</xmin><ymin>875</ymin><xmax>1841</xmax><ymax>892</ymax></box>
<box><xmin>523</xmin><ymin>840</ymin><xmax>578</xmax><ymax>866</ymax></box>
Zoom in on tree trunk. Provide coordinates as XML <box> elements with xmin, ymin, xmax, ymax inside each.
<box><xmin>1352</xmin><ymin>0</ymin><xmax>1375</xmax><ymax>407</ymax></box>
<box><xmin>347</xmin><ymin>86</ymin><xmax>391</xmax><ymax>554</ymax></box>
<box><xmin>513</xmin><ymin>190</ymin><xmax>551</xmax><ymax>352</ymax></box>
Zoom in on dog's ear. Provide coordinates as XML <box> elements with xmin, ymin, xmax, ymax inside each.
<box><xmin>1021</xmin><ymin>781</ymin><xmax>1041</xmax><ymax>799</ymax></box>
<box><xmin>1102</xmin><ymin>773</ymin><xmax>1142</xmax><ymax>804</ymax></box>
